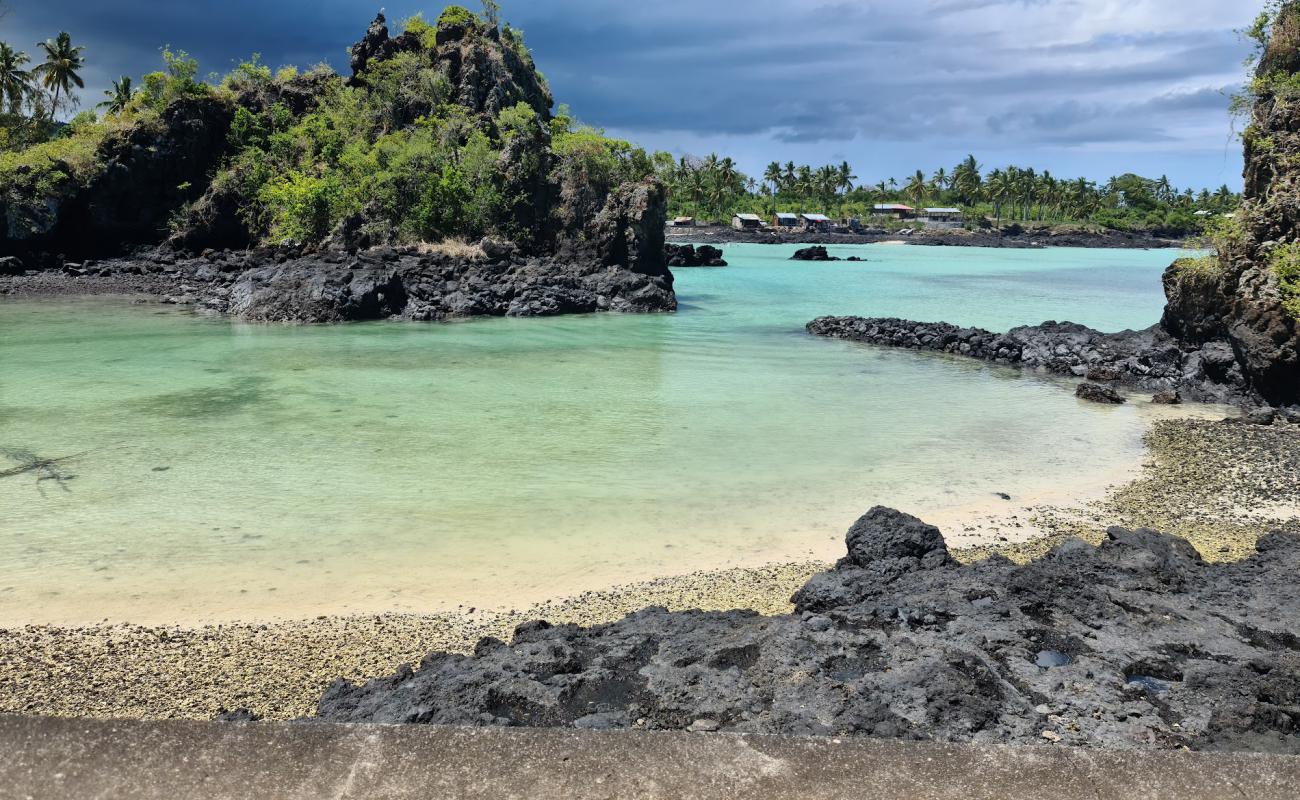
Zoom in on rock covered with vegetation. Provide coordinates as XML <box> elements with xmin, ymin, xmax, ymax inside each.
<box><xmin>0</xmin><ymin>7</ymin><xmax>676</xmax><ymax>319</ymax></box>
<box><xmin>317</xmin><ymin>506</ymin><xmax>1300</xmax><ymax>752</ymax></box>
<box><xmin>1161</xmin><ymin>1</ymin><xmax>1300</xmax><ymax>406</ymax></box>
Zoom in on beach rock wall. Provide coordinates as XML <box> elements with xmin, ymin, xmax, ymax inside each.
<box><xmin>316</xmin><ymin>505</ymin><xmax>1300</xmax><ymax>752</ymax></box>
<box><xmin>1160</xmin><ymin>3</ymin><xmax>1300</xmax><ymax>406</ymax></box>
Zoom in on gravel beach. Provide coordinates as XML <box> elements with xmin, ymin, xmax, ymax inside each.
<box><xmin>1</xmin><ymin>417</ymin><xmax>1296</xmax><ymax>722</ymax></box>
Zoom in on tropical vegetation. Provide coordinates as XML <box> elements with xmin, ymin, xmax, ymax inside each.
<box><xmin>653</xmin><ymin>152</ymin><xmax>1240</xmax><ymax>236</ymax></box>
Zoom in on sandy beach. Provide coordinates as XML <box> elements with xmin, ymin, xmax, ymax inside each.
<box><xmin>1</xmin><ymin>414</ymin><xmax>1296</xmax><ymax>722</ymax></box>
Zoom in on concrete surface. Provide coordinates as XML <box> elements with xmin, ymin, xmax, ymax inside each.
<box><xmin>2</xmin><ymin>714</ymin><xmax>1299</xmax><ymax>799</ymax></box>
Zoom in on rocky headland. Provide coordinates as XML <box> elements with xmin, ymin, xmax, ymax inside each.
<box><xmin>805</xmin><ymin>13</ymin><xmax>1300</xmax><ymax>412</ymax></box>
<box><xmin>805</xmin><ymin>317</ymin><xmax>1274</xmax><ymax>408</ymax></box>
<box><xmin>0</xmin><ymin>12</ymin><xmax>677</xmax><ymax>321</ymax></box>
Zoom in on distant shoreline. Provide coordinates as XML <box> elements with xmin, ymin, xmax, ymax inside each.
<box><xmin>668</xmin><ymin>224</ymin><xmax>1186</xmax><ymax>250</ymax></box>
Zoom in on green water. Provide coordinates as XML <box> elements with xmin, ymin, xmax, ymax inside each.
<box><xmin>0</xmin><ymin>244</ymin><xmax>1201</xmax><ymax>624</ymax></box>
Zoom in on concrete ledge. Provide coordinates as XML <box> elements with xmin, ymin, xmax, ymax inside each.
<box><xmin>3</xmin><ymin>715</ymin><xmax>1299</xmax><ymax>799</ymax></box>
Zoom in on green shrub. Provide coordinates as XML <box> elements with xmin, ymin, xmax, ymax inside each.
<box><xmin>258</xmin><ymin>170</ymin><xmax>339</xmax><ymax>243</ymax></box>
<box><xmin>437</xmin><ymin>6</ymin><xmax>477</xmax><ymax>30</ymax></box>
<box><xmin>1268</xmin><ymin>241</ymin><xmax>1300</xmax><ymax>318</ymax></box>
<box><xmin>139</xmin><ymin>48</ymin><xmax>210</xmax><ymax>110</ymax></box>
<box><xmin>402</xmin><ymin>14</ymin><xmax>439</xmax><ymax>49</ymax></box>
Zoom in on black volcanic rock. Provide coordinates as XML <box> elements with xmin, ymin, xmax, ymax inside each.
<box><xmin>1076</xmin><ymin>382</ymin><xmax>1126</xmax><ymax>404</ymax></box>
<box><xmin>665</xmin><ymin>244</ymin><xmax>727</xmax><ymax>267</ymax></box>
<box><xmin>792</xmin><ymin>246</ymin><xmax>838</xmax><ymax>261</ymax></box>
<box><xmin>1157</xmin><ymin>6</ymin><xmax>1300</xmax><ymax>406</ymax></box>
<box><xmin>806</xmin><ymin>317</ymin><xmax>1253</xmax><ymax>404</ymax></box>
<box><xmin>315</xmin><ymin>507</ymin><xmax>1300</xmax><ymax>752</ymax></box>
<box><xmin>1</xmin><ymin>95</ymin><xmax>235</xmax><ymax>259</ymax></box>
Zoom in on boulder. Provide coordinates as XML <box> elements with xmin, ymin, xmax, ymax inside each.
<box><xmin>665</xmin><ymin>244</ymin><xmax>727</xmax><ymax>267</ymax></box>
<box><xmin>1151</xmin><ymin>390</ymin><xmax>1183</xmax><ymax>405</ymax></box>
<box><xmin>792</xmin><ymin>246</ymin><xmax>838</xmax><ymax>262</ymax></box>
<box><xmin>841</xmin><ymin>506</ymin><xmax>954</xmax><ymax>570</ymax></box>
<box><xmin>1076</xmin><ymin>382</ymin><xmax>1126</xmax><ymax>404</ymax></box>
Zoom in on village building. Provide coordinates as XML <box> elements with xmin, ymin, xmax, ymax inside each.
<box><xmin>669</xmin><ymin>216</ymin><xmax>696</xmax><ymax>227</ymax></box>
<box><xmin>732</xmin><ymin>213</ymin><xmax>763</xmax><ymax>230</ymax></box>
<box><xmin>772</xmin><ymin>212</ymin><xmax>799</xmax><ymax>229</ymax></box>
<box><xmin>800</xmin><ymin>213</ymin><xmax>833</xmax><ymax>231</ymax></box>
<box><xmin>872</xmin><ymin>203</ymin><xmax>916</xmax><ymax>220</ymax></box>
<box><xmin>921</xmin><ymin>207</ymin><xmax>963</xmax><ymax>229</ymax></box>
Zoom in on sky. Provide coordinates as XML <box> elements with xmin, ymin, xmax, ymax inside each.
<box><xmin>1</xmin><ymin>0</ymin><xmax>1264</xmax><ymax>191</ymax></box>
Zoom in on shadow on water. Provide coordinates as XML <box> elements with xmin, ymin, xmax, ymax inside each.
<box><xmin>128</xmin><ymin>377</ymin><xmax>275</xmax><ymax>419</ymax></box>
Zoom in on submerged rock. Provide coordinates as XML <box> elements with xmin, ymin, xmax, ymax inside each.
<box><xmin>313</xmin><ymin>506</ymin><xmax>1300</xmax><ymax>752</ymax></box>
<box><xmin>1076</xmin><ymin>382</ymin><xmax>1126</xmax><ymax>404</ymax></box>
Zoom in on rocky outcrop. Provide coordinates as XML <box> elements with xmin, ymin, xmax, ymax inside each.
<box><xmin>1076</xmin><ymin>383</ymin><xmax>1125</xmax><ymax>404</ymax></box>
<box><xmin>1157</xmin><ymin>5</ymin><xmax>1300</xmax><ymax>406</ymax></box>
<box><xmin>593</xmin><ymin>179</ymin><xmax>670</xmax><ymax>279</ymax></box>
<box><xmin>19</xmin><ymin>241</ymin><xmax>676</xmax><ymax>323</ymax></box>
<box><xmin>316</xmin><ymin>506</ymin><xmax>1300</xmax><ymax>752</ymax></box>
<box><xmin>792</xmin><ymin>246</ymin><xmax>838</xmax><ymax>262</ymax></box>
<box><xmin>1</xmin><ymin>95</ymin><xmax>235</xmax><ymax>258</ymax></box>
<box><xmin>349</xmin><ymin>12</ymin><xmax>552</xmax><ymax>121</ymax></box>
<box><xmin>664</xmin><ymin>244</ymin><xmax>726</xmax><ymax>267</ymax></box>
<box><xmin>806</xmin><ymin>317</ymin><xmax>1251</xmax><ymax>404</ymax></box>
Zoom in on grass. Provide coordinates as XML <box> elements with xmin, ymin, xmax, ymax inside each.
<box><xmin>415</xmin><ymin>238</ymin><xmax>486</xmax><ymax>260</ymax></box>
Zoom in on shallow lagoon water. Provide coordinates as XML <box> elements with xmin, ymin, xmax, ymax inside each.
<box><xmin>0</xmin><ymin>244</ymin><xmax>1199</xmax><ymax>624</ymax></box>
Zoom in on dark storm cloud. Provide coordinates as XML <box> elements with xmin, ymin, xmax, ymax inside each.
<box><xmin>0</xmin><ymin>0</ymin><xmax>1262</xmax><ymax>186</ymax></box>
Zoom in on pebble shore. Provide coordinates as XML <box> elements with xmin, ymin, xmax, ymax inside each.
<box><xmin>1</xmin><ymin>418</ymin><xmax>1296</xmax><ymax>722</ymax></box>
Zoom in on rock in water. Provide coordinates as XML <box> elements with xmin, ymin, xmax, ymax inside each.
<box><xmin>792</xmin><ymin>246</ymin><xmax>839</xmax><ymax>262</ymax></box>
<box><xmin>1152</xmin><ymin>390</ymin><xmax>1183</xmax><ymax>405</ymax></box>
<box><xmin>1075</xmin><ymin>383</ymin><xmax>1126</xmax><ymax>404</ymax></box>
<box><xmin>314</xmin><ymin>507</ymin><xmax>1300</xmax><ymax>751</ymax></box>
<box><xmin>806</xmin><ymin>317</ymin><xmax>1249</xmax><ymax>405</ymax></box>
<box><xmin>665</xmin><ymin>244</ymin><xmax>727</xmax><ymax>267</ymax></box>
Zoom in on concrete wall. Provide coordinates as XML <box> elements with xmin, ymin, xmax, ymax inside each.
<box><xmin>3</xmin><ymin>715</ymin><xmax>1300</xmax><ymax>800</ymax></box>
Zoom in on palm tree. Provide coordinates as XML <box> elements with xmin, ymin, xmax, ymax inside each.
<box><xmin>951</xmin><ymin>155</ymin><xmax>982</xmax><ymax>206</ymax></box>
<box><xmin>98</xmin><ymin>75</ymin><xmax>133</xmax><ymax>115</ymax></box>
<box><xmin>763</xmin><ymin>161</ymin><xmax>783</xmax><ymax>198</ymax></box>
<box><xmin>904</xmin><ymin>170</ymin><xmax>928</xmax><ymax>208</ymax></box>
<box><xmin>986</xmin><ymin>169</ymin><xmax>1011</xmax><ymax>236</ymax></box>
<box><xmin>35</xmin><ymin>31</ymin><xmax>85</xmax><ymax>120</ymax></box>
<box><xmin>0</xmin><ymin>42</ymin><xmax>31</xmax><ymax>115</ymax></box>
<box><xmin>931</xmin><ymin>167</ymin><xmax>948</xmax><ymax>194</ymax></box>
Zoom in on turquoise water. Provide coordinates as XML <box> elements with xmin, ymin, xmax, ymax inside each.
<box><xmin>0</xmin><ymin>244</ymin><xmax>1196</xmax><ymax>624</ymax></box>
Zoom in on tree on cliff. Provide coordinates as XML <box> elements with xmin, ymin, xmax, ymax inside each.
<box><xmin>97</xmin><ymin>76</ymin><xmax>134</xmax><ymax>116</ymax></box>
<box><xmin>0</xmin><ymin>43</ymin><xmax>32</xmax><ymax>115</ymax></box>
<box><xmin>34</xmin><ymin>32</ymin><xmax>84</xmax><ymax>120</ymax></box>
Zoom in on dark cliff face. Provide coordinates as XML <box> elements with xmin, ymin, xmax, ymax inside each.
<box><xmin>1161</xmin><ymin>5</ymin><xmax>1300</xmax><ymax>406</ymax></box>
<box><xmin>1</xmin><ymin>96</ymin><xmax>235</xmax><ymax>259</ymax></box>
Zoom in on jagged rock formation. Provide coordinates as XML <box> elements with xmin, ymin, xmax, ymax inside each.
<box><xmin>316</xmin><ymin>505</ymin><xmax>1300</xmax><ymax>752</ymax></box>
<box><xmin>1158</xmin><ymin>5</ymin><xmax>1300</xmax><ymax>406</ymax></box>
<box><xmin>1</xmin><ymin>10</ymin><xmax>676</xmax><ymax>320</ymax></box>
<box><xmin>664</xmin><ymin>244</ymin><xmax>726</xmax><ymax>267</ymax></box>
<box><xmin>791</xmin><ymin>246</ymin><xmax>839</xmax><ymax>262</ymax></box>
<box><xmin>805</xmin><ymin>317</ymin><xmax>1251</xmax><ymax>405</ymax></box>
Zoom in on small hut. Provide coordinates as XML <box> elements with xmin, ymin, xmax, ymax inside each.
<box><xmin>800</xmin><ymin>213</ymin><xmax>833</xmax><ymax>231</ymax></box>
<box><xmin>732</xmin><ymin>213</ymin><xmax>763</xmax><ymax>230</ymax></box>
